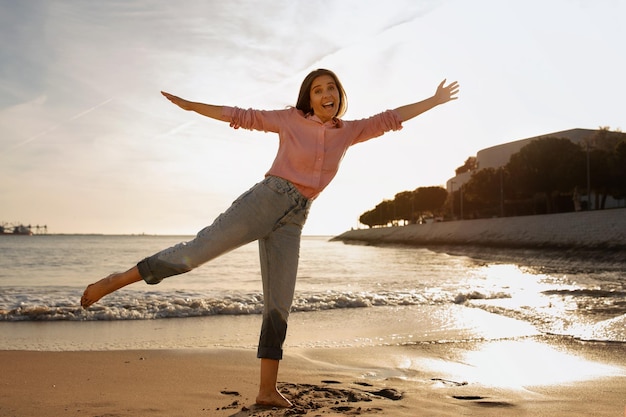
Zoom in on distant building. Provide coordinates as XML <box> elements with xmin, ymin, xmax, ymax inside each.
<box><xmin>446</xmin><ymin>128</ymin><xmax>623</xmax><ymax>210</ymax></box>
<box><xmin>447</xmin><ymin>128</ymin><xmax>595</xmax><ymax>190</ymax></box>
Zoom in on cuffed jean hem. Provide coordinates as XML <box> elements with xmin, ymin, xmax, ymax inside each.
<box><xmin>257</xmin><ymin>346</ymin><xmax>283</xmax><ymax>360</ymax></box>
<box><xmin>136</xmin><ymin>259</ymin><xmax>154</xmax><ymax>284</ymax></box>
<box><xmin>136</xmin><ymin>258</ymin><xmax>183</xmax><ymax>285</ymax></box>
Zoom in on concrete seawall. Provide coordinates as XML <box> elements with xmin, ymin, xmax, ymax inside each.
<box><xmin>332</xmin><ymin>208</ymin><xmax>626</xmax><ymax>250</ymax></box>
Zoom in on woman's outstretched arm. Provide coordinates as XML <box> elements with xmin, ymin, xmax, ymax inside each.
<box><xmin>161</xmin><ymin>91</ymin><xmax>229</xmax><ymax>122</ymax></box>
<box><xmin>394</xmin><ymin>79</ymin><xmax>459</xmax><ymax>122</ymax></box>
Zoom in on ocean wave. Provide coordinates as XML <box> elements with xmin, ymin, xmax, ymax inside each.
<box><xmin>0</xmin><ymin>289</ymin><xmax>444</xmax><ymax>322</ymax></box>
<box><xmin>463</xmin><ymin>297</ymin><xmax>626</xmax><ymax>343</ymax></box>
<box><xmin>576</xmin><ymin>314</ymin><xmax>626</xmax><ymax>342</ymax></box>
<box><xmin>3</xmin><ymin>287</ymin><xmax>624</xmax><ymax>343</ymax></box>
<box><xmin>453</xmin><ymin>290</ymin><xmax>511</xmax><ymax>304</ymax></box>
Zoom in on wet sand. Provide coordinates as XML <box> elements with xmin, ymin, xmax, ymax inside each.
<box><xmin>1</xmin><ymin>337</ymin><xmax>625</xmax><ymax>416</ymax></box>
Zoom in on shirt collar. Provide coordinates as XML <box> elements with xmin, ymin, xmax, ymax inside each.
<box><xmin>306</xmin><ymin>112</ymin><xmax>340</xmax><ymax>127</ymax></box>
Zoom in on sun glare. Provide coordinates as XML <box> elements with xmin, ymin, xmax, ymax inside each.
<box><xmin>412</xmin><ymin>339</ymin><xmax>624</xmax><ymax>389</ymax></box>
<box><xmin>461</xmin><ymin>339</ymin><xmax>623</xmax><ymax>387</ymax></box>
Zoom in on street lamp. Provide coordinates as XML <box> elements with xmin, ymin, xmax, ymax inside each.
<box><xmin>459</xmin><ymin>184</ymin><xmax>463</xmax><ymax>220</ymax></box>
<box><xmin>450</xmin><ymin>180</ymin><xmax>455</xmax><ymax>219</ymax></box>
<box><xmin>586</xmin><ymin>140</ymin><xmax>591</xmax><ymax>210</ymax></box>
<box><xmin>499</xmin><ymin>168</ymin><xmax>504</xmax><ymax>217</ymax></box>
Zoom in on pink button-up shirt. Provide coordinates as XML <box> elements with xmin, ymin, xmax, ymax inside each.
<box><xmin>222</xmin><ymin>106</ymin><xmax>403</xmax><ymax>199</ymax></box>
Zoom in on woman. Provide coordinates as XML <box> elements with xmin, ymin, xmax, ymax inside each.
<box><xmin>81</xmin><ymin>68</ymin><xmax>459</xmax><ymax>408</ymax></box>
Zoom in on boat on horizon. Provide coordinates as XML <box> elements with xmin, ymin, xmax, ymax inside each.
<box><xmin>0</xmin><ymin>223</ymin><xmax>47</xmax><ymax>236</ymax></box>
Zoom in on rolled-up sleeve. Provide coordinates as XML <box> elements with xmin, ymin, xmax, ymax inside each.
<box><xmin>221</xmin><ymin>106</ymin><xmax>282</xmax><ymax>132</ymax></box>
<box><xmin>348</xmin><ymin>109</ymin><xmax>403</xmax><ymax>145</ymax></box>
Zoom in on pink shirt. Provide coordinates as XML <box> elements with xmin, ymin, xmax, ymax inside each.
<box><xmin>222</xmin><ymin>106</ymin><xmax>403</xmax><ymax>199</ymax></box>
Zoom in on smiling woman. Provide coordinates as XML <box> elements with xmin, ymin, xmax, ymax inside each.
<box><xmin>296</xmin><ymin>69</ymin><xmax>348</xmax><ymax>123</ymax></box>
<box><xmin>81</xmin><ymin>68</ymin><xmax>458</xmax><ymax>408</ymax></box>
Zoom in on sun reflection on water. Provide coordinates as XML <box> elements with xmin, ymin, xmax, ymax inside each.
<box><xmin>461</xmin><ymin>263</ymin><xmax>586</xmax><ymax>335</ymax></box>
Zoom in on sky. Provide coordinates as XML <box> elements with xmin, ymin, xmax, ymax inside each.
<box><xmin>1</xmin><ymin>0</ymin><xmax>625</xmax><ymax>236</ymax></box>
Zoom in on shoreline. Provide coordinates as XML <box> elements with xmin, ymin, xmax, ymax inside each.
<box><xmin>1</xmin><ymin>337</ymin><xmax>625</xmax><ymax>416</ymax></box>
<box><xmin>0</xmin><ymin>304</ymin><xmax>543</xmax><ymax>351</ymax></box>
<box><xmin>332</xmin><ymin>208</ymin><xmax>626</xmax><ymax>251</ymax></box>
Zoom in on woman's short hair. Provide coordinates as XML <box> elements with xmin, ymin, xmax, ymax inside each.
<box><xmin>296</xmin><ymin>69</ymin><xmax>347</xmax><ymax>119</ymax></box>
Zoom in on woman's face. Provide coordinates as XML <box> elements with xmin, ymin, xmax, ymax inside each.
<box><xmin>309</xmin><ymin>74</ymin><xmax>340</xmax><ymax>123</ymax></box>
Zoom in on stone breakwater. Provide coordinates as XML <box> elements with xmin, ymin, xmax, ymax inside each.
<box><xmin>332</xmin><ymin>208</ymin><xmax>626</xmax><ymax>250</ymax></box>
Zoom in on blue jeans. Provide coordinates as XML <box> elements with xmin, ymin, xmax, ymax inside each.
<box><xmin>137</xmin><ymin>176</ymin><xmax>311</xmax><ymax>360</ymax></box>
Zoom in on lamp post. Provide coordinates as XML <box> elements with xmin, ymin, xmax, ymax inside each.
<box><xmin>459</xmin><ymin>185</ymin><xmax>463</xmax><ymax>220</ymax></box>
<box><xmin>450</xmin><ymin>180</ymin><xmax>455</xmax><ymax>219</ymax></box>
<box><xmin>586</xmin><ymin>141</ymin><xmax>591</xmax><ymax>210</ymax></box>
<box><xmin>499</xmin><ymin>168</ymin><xmax>504</xmax><ymax>217</ymax></box>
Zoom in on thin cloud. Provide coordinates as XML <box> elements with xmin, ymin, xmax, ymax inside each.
<box><xmin>0</xmin><ymin>97</ymin><xmax>114</xmax><ymax>157</ymax></box>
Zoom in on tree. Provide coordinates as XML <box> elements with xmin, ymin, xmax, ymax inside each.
<box><xmin>455</xmin><ymin>156</ymin><xmax>478</xmax><ymax>175</ymax></box>
<box><xmin>359</xmin><ymin>200</ymin><xmax>396</xmax><ymax>228</ymax></box>
<box><xmin>588</xmin><ymin>148</ymin><xmax>612</xmax><ymax>209</ymax></box>
<box><xmin>359</xmin><ymin>186</ymin><xmax>448</xmax><ymax>227</ymax></box>
<box><xmin>359</xmin><ymin>209</ymin><xmax>378</xmax><ymax>228</ymax></box>
<box><xmin>580</xmin><ymin>128</ymin><xmax>626</xmax><ymax>209</ymax></box>
<box><xmin>608</xmin><ymin>139</ymin><xmax>626</xmax><ymax>200</ymax></box>
<box><xmin>414</xmin><ymin>186</ymin><xmax>447</xmax><ymax>215</ymax></box>
<box><xmin>590</xmin><ymin>127</ymin><xmax>624</xmax><ymax>153</ymax></box>
<box><xmin>393</xmin><ymin>191</ymin><xmax>415</xmax><ymax>224</ymax></box>
<box><xmin>463</xmin><ymin>167</ymin><xmax>506</xmax><ymax>217</ymax></box>
<box><xmin>506</xmin><ymin>137</ymin><xmax>585</xmax><ymax>213</ymax></box>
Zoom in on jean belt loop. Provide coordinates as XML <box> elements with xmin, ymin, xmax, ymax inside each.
<box><xmin>267</xmin><ymin>175</ymin><xmax>310</xmax><ymax>207</ymax></box>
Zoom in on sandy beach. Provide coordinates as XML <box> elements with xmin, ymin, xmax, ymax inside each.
<box><xmin>2</xmin><ymin>336</ymin><xmax>625</xmax><ymax>417</ymax></box>
<box><xmin>2</xmin><ymin>234</ymin><xmax>626</xmax><ymax>416</ymax></box>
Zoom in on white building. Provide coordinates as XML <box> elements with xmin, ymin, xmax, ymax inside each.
<box><xmin>446</xmin><ymin>128</ymin><xmax>624</xmax><ymax>210</ymax></box>
<box><xmin>447</xmin><ymin>128</ymin><xmax>596</xmax><ymax>191</ymax></box>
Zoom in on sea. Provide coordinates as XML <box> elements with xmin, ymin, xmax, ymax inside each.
<box><xmin>1</xmin><ymin>234</ymin><xmax>625</xmax><ymax>351</ymax></box>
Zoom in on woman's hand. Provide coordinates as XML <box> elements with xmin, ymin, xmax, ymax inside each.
<box><xmin>161</xmin><ymin>91</ymin><xmax>226</xmax><ymax>121</ymax></box>
<box><xmin>394</xmin><ymin>79</ymin><xmax>460</xmax><ymax>122</ymax></box>
<box><xmin>433</xmin><ymin>80</ymin><xmax>460</xmax><ymax>105</ymax></box>
<box><xmin>161</xmin><ymin>91</ymin><xmax>195</xmax><ymax>111</ymax></box>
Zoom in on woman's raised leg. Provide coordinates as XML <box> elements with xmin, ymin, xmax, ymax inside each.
<box><xmin>81</xmin><ymin>178</ymin><xmax>292</xmax><ymax>308</ymax></box>
<box><xmin>81</xmin><ymin>266</ymin><xmax>142</xmax><ymax>308</ymax></box>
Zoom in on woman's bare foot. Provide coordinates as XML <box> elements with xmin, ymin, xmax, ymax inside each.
<box><xmin>81</xmin><ymin>267</ymin><xmax>142</xmax><ymax>308</ymax></box>
<box><xmin>255</xmin><ymin>388</ymin><xmax>292</xmax><ymax>408</ymax></box>
<box><xmin>81</xmin><ymin>274</ymin><xmax>119</xmax><ymax>308</ymax></box>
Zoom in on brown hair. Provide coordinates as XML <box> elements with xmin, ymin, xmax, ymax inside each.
<box><xmin>295</xmin><ymin>69</ymin><xmax>348</xmax><ymax>118</ymax></box>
